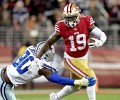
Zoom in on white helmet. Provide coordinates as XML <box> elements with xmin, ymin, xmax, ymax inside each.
<box><xmin>62</xmin><ymin>3</ymin><xmax>80</xmax><ymax>27</ymax></box>
<box><xmin>36</xmin><ymin>41</ymin><xmax>55</xmax><ymax>62</ymax></box>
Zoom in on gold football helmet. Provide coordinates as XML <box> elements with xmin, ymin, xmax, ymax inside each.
<box><xmin>62</xmin><ymin>3</ymin><xmax>80</xmax><ymax>27</ymax></box>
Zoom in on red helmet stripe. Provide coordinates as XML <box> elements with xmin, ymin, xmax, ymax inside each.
<box><xmin>67</xmin><ymin>3</ymin><xmax>72</xmax><ymax>13</ymax></box>
<box><xmin>66</xmin><ymin>4</ymin><xmax>69</xmax><ymax>13</ymax></box>
<box><xmin>70</xmin><ymin>3</ymin><xmax>73</xmax><ymax>13</ymax></box>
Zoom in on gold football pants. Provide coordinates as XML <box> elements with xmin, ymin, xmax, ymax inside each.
<box><xmin>64</xmin><ymin>58</ymin><xmax>95</xmax><ymax>79</ymax></box>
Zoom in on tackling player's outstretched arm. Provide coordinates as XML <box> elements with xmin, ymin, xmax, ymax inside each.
<box><xmin>37</xmin><ymin>32</ymin><xmax>61</xmax><ymax>58</ymax></box>
<box><xmin>38</xmin><ymin>67</ymin><xmax>96</xmax><ymax>86</ymax></box>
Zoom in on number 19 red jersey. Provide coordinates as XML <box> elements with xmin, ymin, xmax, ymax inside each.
<box><xmin>55</xmin><ymin>15</ymin><xmax>95</xmax><ymax>58</ymax></box>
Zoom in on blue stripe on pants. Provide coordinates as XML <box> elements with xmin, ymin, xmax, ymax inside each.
<box><xmin>1</xmin><ymin>82</ymin><xmax>8</xmax><ymax>100</ymax></box>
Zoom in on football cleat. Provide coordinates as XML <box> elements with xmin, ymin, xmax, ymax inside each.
<box><xmin>49</xmin><ymin>92</ymin><xmax>60</xmax><ymax>100</ymax></box>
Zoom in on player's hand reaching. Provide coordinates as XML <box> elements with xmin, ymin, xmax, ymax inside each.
<box><xmin>88</xmin><ymin>38</ymin><xmax>103</xmax><ymax>48</ymax></box>
<box><xmin>85</xmin><ymin>76</ymin><xmax>96</xmax><ymax>86</ymax></box>
<box><xmin>74</xmin><ymin>76</ymin><xmax>96</xmax><ymax>86</ymax></box>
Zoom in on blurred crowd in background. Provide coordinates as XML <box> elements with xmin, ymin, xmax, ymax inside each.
<box><xmin>0</xmin><ymin>0</ymin><xmax>120</xmax><ymax>59</ymax></box>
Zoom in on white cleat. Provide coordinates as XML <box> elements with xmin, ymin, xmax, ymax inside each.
<box><xmin>49</xmin><ymin>92</ymin><xmax>60</xmax><ymax>100</ymax></box>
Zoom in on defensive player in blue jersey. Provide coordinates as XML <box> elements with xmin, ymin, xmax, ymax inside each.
<box><xmin>0</xmin><ymin>42</ymin><xmax>96</xmax><ymax>100</ymax></box>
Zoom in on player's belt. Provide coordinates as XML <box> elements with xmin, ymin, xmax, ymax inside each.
<box><xmin>1</xmin><ymin>67</ymin><xmax>13</xmax><ymax>85</ymax></box>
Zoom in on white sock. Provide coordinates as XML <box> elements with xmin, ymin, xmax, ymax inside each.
<box><xmin>57</xmin><ymin>85</ymin><xmax>80</xmax><ymax>99</ymax></box>
<box><xmin>87</xmin><ymin>85</ymin><xmax>96</xmax><ymax>100</ymax></box>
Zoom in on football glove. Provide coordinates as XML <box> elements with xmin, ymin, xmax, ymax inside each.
<box><xmin>74</xmin><ymin>76</ymin><xmax>96</xmax><ymax>86</ymax></box>
<box><xmin>88</xmin><ymin>38</ymin><xmax>103</xmax><ymax>48</ymax></box>
<box><xmin>85</xmin><ymin>76</ymin><xmax>96</xmax><ymax>86</ymax></box>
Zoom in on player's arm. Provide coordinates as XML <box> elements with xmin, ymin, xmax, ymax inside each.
<box><xmin>88</xmin><ymin>24</ymin><xmax>107</xmax><ymax>48</ymax></box>
<box><xmin>36</xmin><ymin>31</ymin><xmax>61</xmax><ymax>58</ymax></box>
<box><xmin>38</xmin><ymin>67</ymin><xmax>96</xmax><ymax>86</ymax></box>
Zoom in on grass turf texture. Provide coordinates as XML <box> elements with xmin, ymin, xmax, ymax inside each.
<box><xmin>16</xmin><ymin>93</ymin><xmax>120</xmax><ymax>100</ymax></box>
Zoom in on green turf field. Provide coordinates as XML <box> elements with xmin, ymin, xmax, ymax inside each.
<box><xmin>15</xmin><ymin>88</ymin><xmax>120</xmax><ymax>100</ymax></box>
<box><xmin>16</xmin><ymin>93</ymin><xmax>120</xmax><ymax>100</ymax></box>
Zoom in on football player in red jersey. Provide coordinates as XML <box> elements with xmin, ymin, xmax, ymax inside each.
<box><xmin>37</xmin><ymin>3</ymin><xmax>107</xmax><ymax>100</ymax></box>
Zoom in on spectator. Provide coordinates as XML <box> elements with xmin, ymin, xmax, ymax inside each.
<box><xmin>12</xmin><ymin>0</ymin><xmax>29</xmax><ymax>25</ymax></box>
<box><xmin>53</xmin><ymin>8</ymin><xmax>63</xmax><ymax>24</ymax></box>
<box><xmin>84</xmin><ymin>0</ymin><xmax>109</xmax><ymax>26</ymax></box>
<box><xmin>37</xmin><ymin>12</ymin><xmax>54</xmax><ymax>40</ymax></box>
<box><xmin>7</xmin><ymin>0</ymin><xmax>16</xmax><ymax>10</ymax></box>
<box><xmin>69</xmin><ymin>0</ymin><xmax>88</xmax><ymax>11</ymax></box>
<box><xmin>11</xmin><ymin>18</ymin><xmax>24</xmax><ymax>58</ymax></box>
<box><xmin>24</xmin><ymin>0</ymin><xmax>35</xmax><ymax>15</ymax></box>
<box><xmin>0</xmin><ymin>11</ymin><xmax>12</xmax><ymax>27</ymax></box>
<box><xmin>104</xmin><ymin>0</ymin><xmax>120</xmax><ymax>8</ymax></box>
<box><xmin>32</xmin><ymin>0</ymin><xmax>46</xmax><ymax>15</ymax></box>
<box><xmin>24</xmin><ymin>15</ymin><xmax>39</xmax><ymax>33</ymax></box>
<box><xmin>44</xmin><ymin>0</ymin><xmax>59</xmax><ymax>25</ymax></box>
<box><xmin>58</xmin><ymin>0</ymin><xmax>68</xmax><ymax>11</ymax></box>
<box><xmin>28</xmin><ymin>29</ymin><xmax>39</xmax><ymax>45</ymax></box>
<box><xmin>0</xmin><ymin>1</ymin><xmax>12</xmax><ymax>27</ymax></box>
<box><xmin>108</xmin><ymin>0</ymin><xmax>120</xmax><ymax>24</ymax></box>
<box><xmin>24</xmin><ymin>14</ymin><xmax>39</xmax><ymax>42</ymax></box>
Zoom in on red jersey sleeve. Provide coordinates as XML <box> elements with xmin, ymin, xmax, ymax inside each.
<box><xmin>86</xmin><ymin>16</ymin><xmax>95</xmax><ymax>27</ymax></box>
<box><xmin>55</xmin><ymin>21</ymin><xmax>61</xmax><ymax>34</ymax></box>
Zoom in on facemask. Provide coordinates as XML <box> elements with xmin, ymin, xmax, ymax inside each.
<box><xmin>68</xmin><ymin>20</ymin><xmax>77</xmax><ymax>27</ymax></box>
